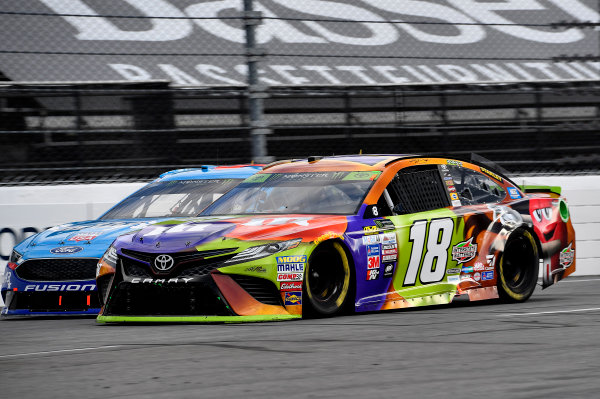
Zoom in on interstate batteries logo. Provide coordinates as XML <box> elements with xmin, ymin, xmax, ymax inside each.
<box><xmin>559</xmin><ymin>243</ymin><xmax>575</xmax><ymax>268</ymax></box>
<box><xmin>452</xmin><ymin>238</ymin><xmax>477</xmax><ymax>264</ymax></box>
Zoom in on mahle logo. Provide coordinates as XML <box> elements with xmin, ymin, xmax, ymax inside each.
<box><xmin>452</xmin><ymin>238</ymin><xmax>477</xmax><ymax>264</ymax></box>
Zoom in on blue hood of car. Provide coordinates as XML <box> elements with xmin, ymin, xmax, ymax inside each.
<box><xmin>15</xmin><ymin>219</ymin><xmax>173</xmax><ymax>259</ymax></box>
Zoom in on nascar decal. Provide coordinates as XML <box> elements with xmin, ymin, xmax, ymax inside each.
<box><xmin>452</xmin><ymin>238</ymin><xmax>477</xmax><ymax>264</ymax></box>
<box><xmin>284</xmin><ymin>291</ymin><xmax>302</xmax><ymax>305</ymax></box>
<box><xmin>559</xmin><ymin>243</ymin><xmax>575</xmax><ymax>268</ymax></box>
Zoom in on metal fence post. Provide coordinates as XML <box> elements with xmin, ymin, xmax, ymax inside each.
<box><xmin>243</xmin><ymin>0</ymin><xmax>273</xmax><ymax>163</ymax></box>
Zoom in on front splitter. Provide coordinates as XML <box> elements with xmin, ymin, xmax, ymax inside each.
<box><xmin>97</xmin><ymin>314</ymin><xmax>301</xmax><ymax>324</ymax></box>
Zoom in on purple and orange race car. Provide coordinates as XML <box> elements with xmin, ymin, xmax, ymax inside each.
<box><xmin>96</xmin><ymin>155</ymin><xmax>575</xmax><ymax>322</ymax></box>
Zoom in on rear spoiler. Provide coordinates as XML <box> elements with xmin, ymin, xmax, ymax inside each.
<box><xmin>520</xmin><ymin>185</ymin><xmax>562</xmax><ymax>196</ymax></box>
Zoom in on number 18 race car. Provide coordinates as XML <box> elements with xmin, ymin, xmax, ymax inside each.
<box><xmin>96</xmin><ymin>155</ymin><xmax>575</xmax><ymax>323</ymax></box>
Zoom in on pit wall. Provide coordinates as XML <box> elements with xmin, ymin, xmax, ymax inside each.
<box><xmin>0</xmin><ymin>176</ymin><xmax>597</xmax><ymax>285</ymax></box>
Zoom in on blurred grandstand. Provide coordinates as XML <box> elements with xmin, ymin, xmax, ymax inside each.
<box><xmin>1</xmin><ymin>0</ymin><xmax>600</xmax><ymax>184</ymax></box>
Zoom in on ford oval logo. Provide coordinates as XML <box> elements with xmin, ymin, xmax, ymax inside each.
<box><xmin>50</xmin><ymin>246</ymin><xmax>84</xmax><ymax>254</ymax></box>
<box><xmin>154</xmin><ymin>254</ymin><xmax>175</xmax><ymax>271</ymax></box>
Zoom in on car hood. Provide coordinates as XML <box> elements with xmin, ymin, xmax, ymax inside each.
<box><xmin>115</xmin><ymin>215</ymin><xmax>349</xmax><ymax>254</ymax></box>
<box><xmin>16</xmin><ymin>219</ymin><xmax>172</xmax><ymax>257</ymax></box>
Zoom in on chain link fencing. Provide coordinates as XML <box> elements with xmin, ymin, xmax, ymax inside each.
<box><xmin>1</xmin><ymin>0</ymin><xmax>600</xmax><ymax>184</ymax></box>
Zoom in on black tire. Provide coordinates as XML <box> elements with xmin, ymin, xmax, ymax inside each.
<box><xmin>303</xmin><ymin>242</ymin><xmax>353</xmax><ymax>317</ymax></box>
<box><xmin>497</xmin><ymin>230</ymin><xmax>539</xmax><ymax>302</ymax></box>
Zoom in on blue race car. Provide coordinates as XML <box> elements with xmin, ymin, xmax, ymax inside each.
<box><xmin>1</xmin><ymin>165</ymin><xmax>262</xmax><ymax>316</ymax></box>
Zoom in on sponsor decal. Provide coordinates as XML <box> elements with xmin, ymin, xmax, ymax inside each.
<box><xmin>367</xmin><ymin>255</ymin><xmax>380</xmax><ymax>270</ymax></box>
<box><xmin>382</xmin><ymin>248</ymin><xmax>397</xmax><ymax>256</ymax></box>
<box><xmin>245</xmin><ymin>266</ymin><xmax>267</xmax><ymax>273</ymax></box>
<box><xmin>130</xmin><ymin>277</ymin><xmax>193</xmax><ymax>284</ymax></box>
<box><xmin>382</xmin><ymin>254</ymin><xmax>397</xmax><ymax>262</ymax></box>
<box><xmin>446</xmin><ymin>268</ymin><xmax>461</xmax><ymax>275</ymax></box>
<box><xmin>486</xmin><ymin>254</ymin><xmax>496</xmax><ymax>267</ymax></box>
<box><xmin>447</xmin><ymin>275</ymin><xmax>460</xmax><ymax>284</ymax></box>
<box><xmin>474</xmin><ymin>272</ymin><xmax>481</xmax><ymax>281</ymax></box>
<box><xmin>367</xmin><ymin>268</ymin><xmax>379</xmax><ymax>280</ymax></box>
<box><xmin>284</xmin><ymin>291</ymin><xmax>302</xmax><ymax>305</ymax></box>
<box><xmin>382</xmin><ymin>244</ymin><xmax>396</xmax><ymax>250</ymax></box>
<box><xmin>445</xmin><ymin>180</ymin><xmax>454</xmax><ymax>186</ymax></box>
<box><xmin>460</xmin><ymin>274</ymin><xmax>472</xmax><ymax>281</ymax></box>
<box><xmin>280</xmin><ymin>282</ymin><xmax>302</xmax><ymax>291</ymax></box>
<box><xmin>447</xmin><ymin>160</ymin><xmax>463</xmax><ymax>167</ymax></box>
<box><xmin>559</xmin><ymin>243</ymin><xmax>575</xmax><ymax>268</ymax></box>
<box><xmin>374</xmin><ymin>219</ymin><xmax>395</xmax><ymax>231</ymax></box>
<box><xmin>444</xmin><ymin>176</ymin><xmax>453</xmax><ymax>181</ymax></box>
<box><xmin>69</xmin><ymin>233</ymin><xmax>100</xmax><ymax>242</ymax></box>
<box><xmin>507</xmin><ymin>187</ymin><xmax>522</xmax><ymax>199</ymax></box>
<box><xmin>383</xmin><ymin>264</ymin><xmax>394</xmax><ymax>278</ymax></box>
<box><xmin>440</xmin><ymin>165</ymin><xmax>449</xmax><ymax>171</ymax></box>
<box><xmin>382</xmin><ymin>232</ymin><xmax>396</xmax><ymax>244</ymax></box>
<box><xmin>452</xmin><ymin>238</ymin><xmax>477</xmax><ymax>264</ymax></box>
<box><xmin>362</xmin><ymin>235</ymin><xmax>381</xmax><ymax>245</ymax></box>
<box><xmin>24</xmin><ymin>284</ymin><xmax>96</xmax><ymax>292</ymax></box>
<box><xmin>343</xmin><ymin>171</ymin><xmax>381</xmax><ymax>181</ymax></box>
<box><xmin>474</xmin><ymin>262</ymin><xmax>485</xmax><ymax>272</ymax></box>
<box><xmin>277</xmin><ymin>263</ymin><xmax>304</xmax><ymax>273</ymax></box>
<box><xmin>367</xmin><ymin>244</ymin><xmax>380</xmax><ymax>257</ymax></box>
<box><xmin>451</xmin><ymin>200</ymin><xmax>462</xmax><ymax>207</ymax></box>
<box><xmin>363</xmin><ymin>226</ymin><xmax>379</xmax><ymax>235</ymax></box>
<box><xmin>277</xmin><ymin>273</ymin><xmax>304</xmax><ymax>282</ymax></box>
<box><xmin>450</xmin><ymin>192</ymin><xmax>460</xmax><ymax>201</ymax></box>
<box><xmin>480</xmin><ymin>167</ymin><xmax>503</xmax><ymax>182</ymax></box>
<box><xmin>462</xmin><ymin>267</ymin><xmax>474</xmax><ymax>273</ymax></box>
<box><xmin>481</xmin><ymin>271</ymin><xmax>494</xmax><ymax>281</ymax></box>
<box><xmin>314</xmin><ymin>232</ymin><xmax>344</xmax><ymax>245</ymax></box>
<box><xmin>448</xmin><ymin>186</ymin><xmax>457</xmax><ymax>192</ymax></box>
<box><xmin>49</xmin><ymin>246</ymin><xmax>84</xmax><ymax>254</ymax></box>
<box><xmin>276</xmin><ymin>255</ymin><xmax>307</xmax><ymax>263</ymax></box>
<box><xmin>244</xmin><ymin>174</ymin><xmax>270</xmax><ymax>183</ymax></box>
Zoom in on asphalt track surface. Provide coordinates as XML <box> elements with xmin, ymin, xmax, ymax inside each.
<box><xmin>1</xmin><ymin>277</ymin><xmax>599</xmax><ymax>399</ymax></box>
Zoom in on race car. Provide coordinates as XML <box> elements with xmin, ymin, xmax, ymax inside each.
<box><xmin>1</xmin><ymin>164</ymin><xmax>263</xmax><ymax>316</ymax></box>
<box><xmin>96</xmin><ymin>155</ymin><xmax>575</xmax><ymax>323</ymax></box>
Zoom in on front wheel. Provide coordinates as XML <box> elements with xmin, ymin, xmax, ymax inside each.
<box><xmin>497</xmin><ymin>230</ymin><xmax>539</xmax><ymax>302</ymax></box>
<box><xmin>303</xmin><ymin>242</ymin><xmax>353</xmax><ymax>317</ymax></box>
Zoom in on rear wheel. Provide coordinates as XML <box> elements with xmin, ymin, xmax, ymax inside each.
<box><xmin>303</xmin><ymin>242</ymin><xmax>353</xmax><ymax>317</ymax></box>
<box><xmin>497</xmin><ymin>230</ymin><xmax>539</xmax><ymax>302</ymax></box>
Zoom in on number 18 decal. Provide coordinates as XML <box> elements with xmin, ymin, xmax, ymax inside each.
<box><xmin>404</xmin><ymin>218</ymin><xmax>454</xmax><ymax>286</ymax></box>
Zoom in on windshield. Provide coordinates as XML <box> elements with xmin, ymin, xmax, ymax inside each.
<box><xmin>202</xmin><ymin>171</ymin><xmax>381</xmax><ymax>215</ymax></box>
<box><xmin>100</xmin><ymin>179</ymin><xmax>242</xmax><ymax>219</ymax></box>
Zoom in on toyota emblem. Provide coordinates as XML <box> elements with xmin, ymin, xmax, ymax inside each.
<box><xmin>154</xmin><ymin>254</ymin><xmax>175</xmax><ymax>271</ymax></box>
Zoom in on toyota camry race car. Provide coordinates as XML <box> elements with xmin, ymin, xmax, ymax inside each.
<box><xmin>1</xmin><ymin>165</ymin><xmax>262</xmax><ymax>316</ymax></box>
<box><xmin>96</xmin><ymin>155</ymin><xmax>575</xmax><ymax>323</ymax></box>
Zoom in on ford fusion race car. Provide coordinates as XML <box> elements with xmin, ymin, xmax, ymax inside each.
<box><xmin>96</xmin><ymin>155</ymin><xmax>575</xmax><ymax>323</ymax></box>
<box><xmin>1</xmin><ymin>165</ymin><xmax>262</xmax><ymax>316</ymax></box>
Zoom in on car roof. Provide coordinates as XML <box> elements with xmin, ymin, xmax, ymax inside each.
<box><xmin>158</xmin><ymin>165</ymin><xmax>263</xmax><ymax>181</ymax></box>
<box><xmin>263</xmin><ymin>154</ymin><xmax>415</xmax><ymax>173</ymax></box>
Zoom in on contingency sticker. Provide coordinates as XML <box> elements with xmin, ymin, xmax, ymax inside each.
<box><xmin>452</xmin><ymin>238</ymin><xmax>477</xmax><ymax>264</ymax></box>
<box><xmin>284</xmin><ymin>291</ymin><xmax>302</xmax><ymax>305</ymax></box>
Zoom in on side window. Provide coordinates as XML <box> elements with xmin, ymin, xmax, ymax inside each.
<box><xmin>385</xmin><ymin>166</ymin><xmax>450</xmax><ymax>214</ymax></box>
<box><xmin>446</xmin><ymin>165</ymin><xmax>505</xmax><ymax>205</ymax></box>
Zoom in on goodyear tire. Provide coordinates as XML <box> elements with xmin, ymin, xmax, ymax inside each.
<box><xmin>497</xmin><ymin>230</ymin><xmax>539</xmax><ymax>302</ymax></box>
<box><xmin>303</xmin><ymin>241</ymin><xmax>353</xmax><ymax>317</ymax></box>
